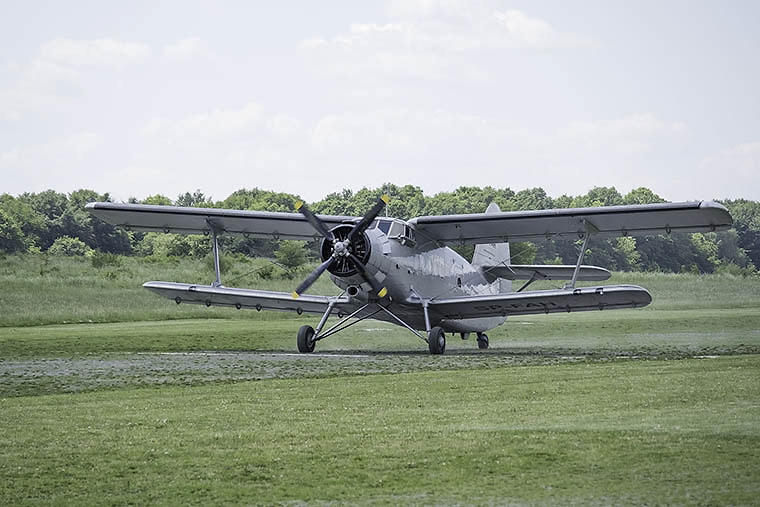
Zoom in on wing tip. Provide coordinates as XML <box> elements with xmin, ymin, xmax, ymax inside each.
<box><xmin>699</xmin><ymin>200</ymin><xmax>733</xmax><ymax>227</ymax></box>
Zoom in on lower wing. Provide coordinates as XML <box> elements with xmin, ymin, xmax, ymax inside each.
<box><xmin>143</xmin><ymin>281</ymin><xmax>357</xmax><ymax>315</ymax></box>
<box><xmin>428</xmin><ymin>285</ymin><xmax>651</xmax><ymax>319</ymax></box>
<box><xmin>483</xmin><ymin>264</ymin><xmax>611</xmax><ymax>281</ymax></box>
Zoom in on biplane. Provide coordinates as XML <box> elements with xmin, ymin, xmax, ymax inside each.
<box><xmin>87</xmin><ymin>197</ymin><xmax>732</xmax><ymax>354</ymax></box>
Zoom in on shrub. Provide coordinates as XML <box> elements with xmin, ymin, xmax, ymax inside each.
<box><xmin>48</xmin><ymin>236</ymin><xmax>93</xmax><ymax>256</ymax></box>
<box><xmin>274</xmin><ymin>240</ymin><xmax>308</xmax><ymax>270</ymax></box>
<box><xmin>257</xmin><ymin>262</ymin><xmax>287</xmax><ymax>280</ymax></box>
<box><xmin>91</xmin><ymin>251</ymin><xmax>121</xmax><ymax>268</ymax></box>
<box><xmin>715</xmin><ymin>262</ymin><xmax>758</xmax><ymax>278</ymax></box>
<box><xmin>203</xmin><ymin>251</ymin><xmax>233</xmax><ymax>275</ymax></box>
<box><xmin>0</xmin><ymin>208</ymin><xmax>25</xmax><ymax>253</ymax></box>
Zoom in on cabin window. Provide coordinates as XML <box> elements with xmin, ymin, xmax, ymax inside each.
<box><xmin>457</xmin><ymin>277</ymin><xmax>462</xmax><ymax>287</ymax></box>
<box><xmin>387</xmin><ymin>221</ymin><xmax>416</xmax><ymax>247</ymax></box>
<box><xmin>401</xmin><ymin>225</ymin><xmax>416</xmax><ymax>247</ymax></box>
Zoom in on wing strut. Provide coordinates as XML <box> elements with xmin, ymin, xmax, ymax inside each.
<box><xmin>410</xmin><ymin>287</ymin><xmax>432</xmax><ymax>333</ymax></box>
<box><xmin>565</xmin><ymin>220</ymin><xmax>597</xmax><ymax>290</ymax></box>
<box><xmin>207</xmin><ymin>220</ymin><xmax>224</xmax><ymax>287</ymax></box>
<box><xmin>517</xmin><ymin>272</ymin><xmax>540</xmax><ymax>292</ymax></box>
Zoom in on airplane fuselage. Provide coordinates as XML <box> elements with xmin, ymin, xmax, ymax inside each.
<box><xmin>327</xmin><ymin>219</ymin><xmax>507</xmax><ymax>333</ymax></box>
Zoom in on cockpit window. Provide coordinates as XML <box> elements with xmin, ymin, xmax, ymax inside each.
<box><xmin>376</xmin><ymin>220</ymin><xmax>392</xmax><ymax>234</ymax></box>
<box><xmin>388</xmin><ymin>221</ymin><xmax>404</xmax><ymax>238</ymax></box>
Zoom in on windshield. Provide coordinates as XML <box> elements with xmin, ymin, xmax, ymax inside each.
<box><xmin>375</xmin><ymin>219</ymin><xmax>392</xmax><ymax>234</ymax></box>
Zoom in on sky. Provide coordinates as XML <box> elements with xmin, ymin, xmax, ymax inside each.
<box><xmin>1</xmin><ymin>0</ymin><xmax>758</xmax><ymax>204</ymax></box>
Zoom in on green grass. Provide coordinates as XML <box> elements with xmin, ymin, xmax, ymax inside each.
<box><xmin>1</xmin><ymin>307</ymin><xmax>759</xmax><ymax>359</ymax></box>
<box><xmin>2</xmin><ymin>254</ymin><xmax>759</xmax><ymax>327</ymax></box>
<box><xmin>0</xmin><ymin>254</ymin><xmax>338</xmax><ymax>327</ymax></box>
<box><xmin>1</xmin><ymin>356</ymin><xmax>758</xmax><ymax>504</ymax></box>
<box><xmin>1</xmin><ymin>253</ymin><xmax>759</xmax><ymax>504</ymax></box>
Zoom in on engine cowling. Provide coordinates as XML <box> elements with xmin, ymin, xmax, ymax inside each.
<box><xmin>320</xmin><ymin>224</ymin><xmax>371</xmax><ymax>277</ymax></box>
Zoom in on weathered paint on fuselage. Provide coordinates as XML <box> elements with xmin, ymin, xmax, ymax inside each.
<box><xmin>328</xmin><ymin>223</ymin><xmax>508</xmax><ymax>333</ymax></box>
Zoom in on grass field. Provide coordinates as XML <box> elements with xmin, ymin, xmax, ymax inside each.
<box><xmin>1</xmin><ymin>254</ymin><xmax>759</xmax><ymax>504</ymax></box>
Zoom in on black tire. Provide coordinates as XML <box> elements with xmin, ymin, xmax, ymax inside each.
<box><xmin>297</xmin><ymin>325</ymin><xmax>316</xmax><ymax>353</ymax></box>
<box><xmin>477</xmin><ymin>333</ymin><xmax>489</xmax><ymax>350</ymax></box>
<box><xmin>428</xmin><ymin>326</ymin><xmax>446</xmax><ymax>355</ymax></box>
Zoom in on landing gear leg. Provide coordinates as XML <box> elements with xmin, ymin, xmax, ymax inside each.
<box><xmin>428</xmin><ymin>326</ymin><xmax>446</xmax><ymax>355</ymax></box>
<box><xmin>477</xmin><ymin>332</ymin><xmax>489</xmax><ymax>350</ymax></box>
<box><xmin>297</xmin><ymin>325</ymin><xmax>316</xmax><ymax>353</ymax></box>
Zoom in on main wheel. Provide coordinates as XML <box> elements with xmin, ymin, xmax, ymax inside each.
<box><xmin>477</xmin><ymin>332</ymin><xmax>489</xmax><ymax>350</ymax></box>
<box><xmin>428</xmin><ymin>326</ymin><xmax>446</xmax><ymax>355</ymax></box>
<box><xmin>297</xmin><ymin>325</ymin><xmax>316</xmax><ymax>353</ymax></box>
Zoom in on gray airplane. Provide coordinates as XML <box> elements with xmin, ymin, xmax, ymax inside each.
<box><xmin>86</xmin><ymin>197</ymin><xmax>732</xmax><ymax>354</ymax></box>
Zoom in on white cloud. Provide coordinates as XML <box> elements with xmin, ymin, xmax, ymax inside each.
<box><xmin>559</xmin><ymin>113</ymin><xmax>685</xmax><ymax>155</ymax></box>
<box><xmin>0</xmin><ymin>132</ymin><xmax>100</xmax><ymax>167</ymax></box>
<box><xmin>0</xmin><ymin>37</ymin><xmax>151</xmax><ymax>119</ymax></box>
<box><xmin>39</xmin><ymin>38</ymin><xmax>151</xmax><ymax>67</ymax></box>
<box><xmin>302</xmin><ymin>108</ymin><xmax>689</xmax><ymax>200</ymax></box>
<box><xmin>493</xmin><ymin>10</ymin><xmax>591</xmax><ymax>49</ymax></box>
<box><xmin>301</xmin><ymin>5</ymin><xmax>592</xmax><ymax>81</ymax></box>
<box><xmin>310</xmin><ymin>109</ymin><xmax>681</xmax><ymax>158</ymax></box>
<box><xmin>0</xmin><ymin>132</ymin><xmax>102</xmax><ymax>194</ymax></box>
<box><xmin>311</xmin><ymin>108</ymin><xmax>497</xmax><ymax>153</ymax></box>
<box><xmin>163</xmin><ymin>37</ymin><xmax>213</xmax><ymax>61</ymax></box>
<box><xmin>386</xmin><ymin>0</ymin><xmax>476</xmax><ymax>21</ymax></box>
<box><xmin>699</xmin><ymin>141</ymin><xmax>760</xmax><ymax>197</ymax></box>
<box><xmin>143</xmin><ymin>102</ymin><xmax>302</xmax><ymax>144</ymax></box>
<box><xmin>125</xmin><ymin>102</ymin><xmax>308</xmax><ymax>199</ymax></box>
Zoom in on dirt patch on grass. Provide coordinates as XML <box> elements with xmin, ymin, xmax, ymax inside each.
<box><xmin>0</xmin><ymin>348</ymin><xmax>746</xmax><ymax>397</ymax></box>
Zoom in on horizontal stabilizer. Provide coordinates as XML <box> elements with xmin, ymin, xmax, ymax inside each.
<box><xmin>482</xmin><ymin>264</ymin><xmax>611</xmax><ymax>281</ymax></box>
<box><xmin>429</xmin><ymin>284</ymin><xmax>651</xmax><ymax>320</ymax></box>
<box><xmin>143</xmin><ymin>281</ymin><xmax>355</xmax><ymax>315</ymax></box>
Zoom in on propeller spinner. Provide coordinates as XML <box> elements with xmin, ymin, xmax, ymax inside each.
<box><xmin>292</xmin><ymin>195</ymin><xmax>390</xmax><ymax>299</ymax></box>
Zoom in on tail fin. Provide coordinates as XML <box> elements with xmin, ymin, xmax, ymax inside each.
<box><xmin>472</xmin><ymin>203</ymin><xmax>512</xmax><ymax>293</ymax></box>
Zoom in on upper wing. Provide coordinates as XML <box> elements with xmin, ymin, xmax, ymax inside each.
<box><xmin>409</xmin><ymin>201</ymin><xmax>732</xmax><ymax>245</ymax></box>
<box><xmin>86</xmin><ymin>202</ymin><xmax>359</xmax><ymax>240</ymax></box>
<box><xmin>143</xmin><ymin>281</ymin><xmax>358</xmax><ymax>315</ymax></box>
<box><xmin>428</xmin><ymin>284</ymin><xmax>651</xmax><ymax>320</ymax></box>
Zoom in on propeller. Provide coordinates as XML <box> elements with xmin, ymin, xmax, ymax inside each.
<box><xmin>291</xmin><ymin>195</ymin><xmax>390</xmax><ymax>299</ymax></box>
<box><xmin>294</xmin><ymin>200</ymin><xmax>335</xmax><ymax>242</ymax></box>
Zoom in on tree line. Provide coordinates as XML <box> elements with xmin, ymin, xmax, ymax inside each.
<box><xmin>1</xmin><ymin>185</ymin><xmax>758</xmax><ymax>276</ymax></box>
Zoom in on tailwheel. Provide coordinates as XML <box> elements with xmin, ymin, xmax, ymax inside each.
<box><xmin>477</xmin><ymin>332</ymin><xmax>489</xmax><ymax>350</ymax></box>
<box><xmin>297</xmin><ymin>325</ymin><xmax>316</xmax><ymax>353</ymax></box>
<box><xmin>428</xmin><ymin>326</ymin><xmax>446</xmax><ymax>355</ymax></box>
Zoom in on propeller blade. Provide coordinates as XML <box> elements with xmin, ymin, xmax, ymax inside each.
<box><xmin>292</xmin><ymin>257</ymin><xmax>334</xmax><ymax>298</ymax></box>
<box><xmin>295</xmin><ymin>200</ymin><xmax>335</xmax><ymax>242</ymax></box>
<box><xmin>347</xmin><ymin>253</ymin><xmax>388</xmax><ymax>298</ymax></box>
<box><xmin>348</xmin><ymin>194</ymin><xmax>389</xmax><ymax>242</ymax></box>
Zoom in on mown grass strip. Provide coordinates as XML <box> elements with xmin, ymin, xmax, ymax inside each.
<box><xmin>2</xmin><ymin>356</ymin><xmax>758</xmax><ymax>504</ymax></box>
<box><xmin>2</xmin><ymin>305</ymin><xmax>758</xmax><ymax>358</ymax></box>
